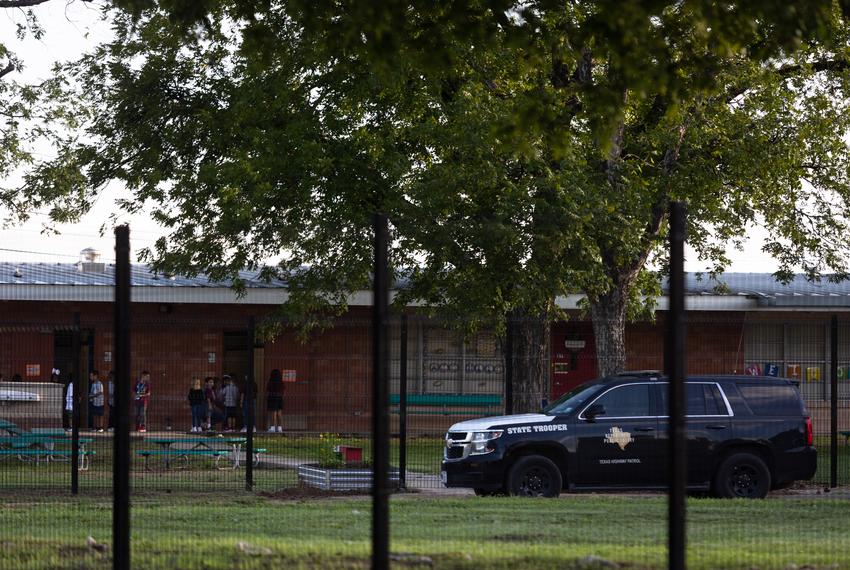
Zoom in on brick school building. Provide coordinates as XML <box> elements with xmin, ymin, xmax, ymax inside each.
<box><xmin>0</xmin><ymin>261</ymin><xmax>847</xmax><ymax>434</ymax></box>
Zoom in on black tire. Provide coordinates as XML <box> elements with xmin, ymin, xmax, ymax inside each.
<box><xmin>713</xmin><ymin>452</ymin><xmax>771</xmax><ymax>499</ymax></box>
<box><xmin>507</xmin><ymin>455</ymin><xmax>562</xmax><ymax>498</ymax></box>
<box><xmin>473</xmin><ymin>487</ymin><xmax>502</xmax><ymax>497</ymax></box>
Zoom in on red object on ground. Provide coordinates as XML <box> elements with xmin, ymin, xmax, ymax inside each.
<box><xmin>805</xmin><ymin>416</ymin><xmax>813</xmax><ymax>446</ymax></box>
<box><xmin>338</xmin><ymin>446</ymin><xmax>363</xmax><ymax>463</ymax></box>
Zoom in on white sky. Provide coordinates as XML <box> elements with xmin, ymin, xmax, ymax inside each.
<box><xmin>0</xmin><ymin>1</ymin><xmax>780</xmax><ymax>272</ymax></box>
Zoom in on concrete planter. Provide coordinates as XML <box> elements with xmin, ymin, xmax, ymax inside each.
<box><xmin>297</xmin><ymin>463</ymin><xmax>400</xmax><ymax>491</ymax></box>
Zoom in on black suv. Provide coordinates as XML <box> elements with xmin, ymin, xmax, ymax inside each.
<box><xmin>441</xmin><ymin>373</ymin><xmax>816</xmax><ymax>498</ymax></box>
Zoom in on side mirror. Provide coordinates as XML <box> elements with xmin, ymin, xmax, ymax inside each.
<box><xmin>584</xmin><ymin>404</ymin><xmax>606</xmax><ymax>421</ymax></box>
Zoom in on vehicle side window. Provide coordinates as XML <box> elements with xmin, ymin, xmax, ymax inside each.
<box><xmin>591</xmin><ymin>385</ymin><xmax>651</xmax><ymax>417</ymax></box>
<box><xmin>685</xmin><ymin>385</ymin><xmax>707</xmax><ymax>415</ymax></box>
<box><xmin>656</xmin><ymin>383</ymin><xmax>729</xmax><ymax>416</ymax></box>
<box><xmin>737</xmin><ymin>384</ymin><xmax>802</xmax><ymax>416</ymax></box>
<box><xmin>704</xmin><ymin>384</ymin><xmax>727</xmax><ymax>415</ymax></box>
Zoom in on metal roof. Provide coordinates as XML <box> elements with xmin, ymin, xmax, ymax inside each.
<box><xmin>2</xmin><ymin>263</ymin><xmax>850</xmax><ymax>309</ymax></box>
<box><xmin>0</xmin><ymin>262</ymin><xmax>285</xmax><ymax>288</ymax></box>
<box><xmin>672</xmin><ymin>273</ymin><xmax>850</xmax><ymax>307</ymax></box>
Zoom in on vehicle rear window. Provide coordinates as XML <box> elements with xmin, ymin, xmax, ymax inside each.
<box><xmin>737</xmin><ymin>384</ymin><xmax>803</xmax><ymax>416</ymax></box>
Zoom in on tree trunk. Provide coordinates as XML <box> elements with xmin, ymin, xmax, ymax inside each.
<box><xmin>588</xmin><ymin>287</ymin><xmax>629</xmax><ymax>377</ymax></box>
<box><xmin>506</xmin><ymin>310</ymin><xmax>551</xmax><ymax>413</ymax></box>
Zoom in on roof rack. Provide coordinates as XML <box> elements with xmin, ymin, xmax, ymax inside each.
<box><xmin>615</xmin><ymin>370</ymin><xmax>662</xmax><ymax>378</ymax></box>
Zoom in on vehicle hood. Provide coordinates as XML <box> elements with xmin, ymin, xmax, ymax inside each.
<box><xmin>448</xmin><ymin>413</ymin><xmax>554</xmax><ymax>432</ymax></box>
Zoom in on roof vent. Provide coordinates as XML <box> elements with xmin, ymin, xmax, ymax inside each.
<box><xmin>77</xmin><ymin>248</ymin><xmax>105</xmax><ymax>273</ymax></box>
<box><xmin>13</xmin><ymin>267</ymin><xmax>22</xmax><ymax>278</ymax></box>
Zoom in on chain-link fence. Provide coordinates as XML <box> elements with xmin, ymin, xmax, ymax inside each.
<box><xmin>1</xmin><ymin>269</ymin><xmax>849</xmax><ymax>567</ymax></box>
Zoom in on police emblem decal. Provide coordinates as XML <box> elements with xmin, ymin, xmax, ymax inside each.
<box><xmin>604</xmin><ymin>427</ymin><xmax>634</xmax><ymax>450</ymax></box>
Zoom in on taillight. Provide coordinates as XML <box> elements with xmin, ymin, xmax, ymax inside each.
<box><xmin>805</xmin><ymin>417</ymin><xmax>813</xmax><ymax>446</ymax></box>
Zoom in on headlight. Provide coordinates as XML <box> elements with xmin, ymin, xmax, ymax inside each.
<box><xmin>469</xmin><ymin>430</ymin><xmax>503</xmax><ymax>455</ymax></box>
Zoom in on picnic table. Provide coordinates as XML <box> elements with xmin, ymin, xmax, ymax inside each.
<box><xmin>0</xmin><ymin>434</ymin><xmax>95</xmax><ymax>470</ymax></box>
<box><xmin>137</xmin><ymin>437</ymin><xmax>249</xmax><ymax>470</ymax></box>
<box><xmin>840</xmin><ymin>431</ymin><xmax>850</xmax><ymax>445</ymax></box>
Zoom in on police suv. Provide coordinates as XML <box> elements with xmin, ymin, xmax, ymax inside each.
<box><xmin>441</xmin><ymin>373</ymin><xmax>816</xmax><ymax>498</ymax></box>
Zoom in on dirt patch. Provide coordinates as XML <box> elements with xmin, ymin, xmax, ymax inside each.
<box><xmin>260</xmin><ymin>482</ymin><xmax>417</xmax><ymax>501</ymax></box>
<box><xmin>58</xmin><ymin>545</ymin><xmax>95</xmax><ymax>559</ymax></box>
<box><xmin>770</xmin><ymin>481</ymin><xmax>849</xmax><ymax>497</ymax></box>
<box><xmin>259</xmin><ymin>484</ymin><xmax>369</xmax><ymax>501</ymax></box>
<box><xmin>492</xmin><ymin>534</ymin><xmax>537</xmax><ymax>543</ymax></box>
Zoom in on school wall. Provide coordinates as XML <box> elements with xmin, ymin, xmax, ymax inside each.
<box><xmin>1</xmin><ymin>298</ymin><xmax>845</xmax><ymax>434</ymax></box>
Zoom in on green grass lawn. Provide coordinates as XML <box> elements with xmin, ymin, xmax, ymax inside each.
<box><xmin>252</xmin><ymin>434</ymin><xmax>446</xmax><ymax>474</ymax></box>
<box><xmin>1</xmin><ymin>433</ymin><xmax>849</xmax><ymax>495</ymax></box>
<box><xmin>0</xmin><ymin>434</ymin><xmax>444</xmax><ymax>492</ymax></box>
<box><xmin>812</xmin><ymin>435</ymin><xmax>850</xmax><ymax>485</ymax></box>
<box><xmin>2</xmin><ymin>493</ymin><xmax>848</xmax><ymax>569</ymax></box>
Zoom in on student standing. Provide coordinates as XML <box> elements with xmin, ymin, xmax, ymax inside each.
<box><xmin>187</xmin><ymin>377</ymin><xmax>206</xmax><ymax>433</ymax></box>
<box><xmin>64</xmin><ymin>380</ymin><xmax>74</xmax><ymax>432</ymax></box>
<box><xmin>88</xmin><ymin>370</ymin><xmax>105</xmax><ymax>432</ymax></box>
<box><xmin>134</xmin><ymin>371</ymin><xmax>151</xmax><ymax>433</ymax></box>
<box><xmin>240</xmin><ymin>376</ymin><xmax>258</xmax><ymax>433</ymax></box>
<box><xmin>106</xmin><ymin>371</ymin><xmax>115</xmax><ymax>431</ymax></box>
<box><xmin>221</xmin><ymin>375</ymin><xmax>239</xmax><ymax>432</ymax></box>
<box><xmin>203</xmin><ymin>377</ymin><xmax>219</xmax><ymax>430</ymax></box>
<box><xmin>266</xmin><ymin>369</ymin><xmax>285</xmax><ymax>433</ymax></box>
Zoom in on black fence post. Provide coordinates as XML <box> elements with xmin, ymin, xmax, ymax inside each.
<box><xmin>665</xmin><ymin>202</ymin><xmax>687</xmax><ymax>570</ymax></box>
<box><xmin>71</xmin><ymin>312</ymin><xmax>81</xmax><ymax>496</ymax></box>
<box><xmin>246</xmin><ymin>316</ymin><xmax>255</xmax><ymax>492</ymax></box>
<box><xmin>504</xmin><ymin>318</ymin><xmax>514</xmax><ymax>416</ymax></box>
<box><xmin>399</xmin><ymin>314</ymin><xmax>408</xmax><ymax>490</ymax></box>
<box><xmin>831</xmin><ymin>315</ymin><xmax>838</xmax><ymax>489</ymax></box>
<box><xmin>113</xmin><ymin>224</ymin><xmax>131</xmax><ymax>570</ymax></box>
<box><xmin>372</xmin><ymin>213</ymin><xmax>390</xmax><ymax>570</ymax></box>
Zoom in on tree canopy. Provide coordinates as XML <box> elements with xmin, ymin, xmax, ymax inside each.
<box><xmin>8</xmin><ymin>2</ymin><xmax>850</xmax><ymax>401</ymax></box>
<box><xmin>0</xmin><ymin>0</ymin><xmax>86</xmax><ymax>224</ymax></box>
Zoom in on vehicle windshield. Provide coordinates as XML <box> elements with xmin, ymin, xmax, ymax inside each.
<box><xmin>543</xmin><ymin>383</ymin><xmax>602</xmax><ymax>415</ymax></box>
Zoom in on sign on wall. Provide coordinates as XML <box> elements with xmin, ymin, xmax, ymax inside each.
<box><xmin>282</xmin><ymin>370</ymin><xmax>297</xmax><ymax>382</ymax></box>
<box><xmin>25</xmin><ymin>364</ymin><xmax>40</xmax><ymax>377</ymax></box>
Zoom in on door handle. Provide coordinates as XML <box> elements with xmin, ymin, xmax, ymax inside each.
<box><xmin>633</xmin><ymin>427</ymin><xmax>655</xmax><ymax>432</ymax></box>
<box><xmin>705</xmin><ymin>424</ymin><xmax>727</xmax><ymax>430</ymax></box>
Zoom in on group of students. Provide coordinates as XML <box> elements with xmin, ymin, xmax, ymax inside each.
<box><xmin>61</xmin><ymin>368</ymin><xmax>285</xmax><ymax>434</ymax></box>
<box><xmin>64</xmin><ymin>370</ymin><xmax>151</xmax><ymax>433</ymax></box>
<box><xmin>186</xmin><ymin>369</ymin><xmax>286</xmax><ymax>433</ymax></box>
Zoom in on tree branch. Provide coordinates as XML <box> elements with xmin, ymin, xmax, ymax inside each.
<box><xmin>777</xmin><ymin>58</ymin><xmax>850</xmax><ymax>76</ymax></box>
<box><xmin>0</xmin><ymin>0</ymin><xmax>52</xmax><ymax>7</ymax></box>
<box><xmin>551</xmin><ymin>47</ymin><xmax>592</xmax><ymax>119</ymax></box>
<box><xmin>624</xmin><ymin>121</ymin><xmax>689</xmax><ymax>278</ymax></box>
<box><xmin>0</xmin><ymin>61</ymin><xmax>13</xmax><ymax>80</ymax></box>
<box><xmin>726</xmin><ymin>58</ymin><xmax>850</xmax><ymax>102</ymax></box>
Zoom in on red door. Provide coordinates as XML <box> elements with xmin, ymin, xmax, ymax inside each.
<box><xmin>551</xmin><ymin>324</ymin><xmax>598</xmax><ymax>400</ymax></box>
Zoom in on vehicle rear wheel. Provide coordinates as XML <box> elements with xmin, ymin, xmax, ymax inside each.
<box><xmin>713</xmin><ymin>452</ymin><xmax>771</xmax><ymax>499</ymax></box>
<box><xmin>507</xmin><ymin>455</ymin><xmax>562</xmax><ymax>498</ymax></box>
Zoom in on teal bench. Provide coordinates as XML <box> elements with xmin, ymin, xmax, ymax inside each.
<box><xmin>0</xmin><ymin>449</ymin><xmax>96</xmax><ymax>470</ymax></box>
<box><xmin>389</xmin><ymin>394</ymin><xmax>502</xmax><ymax>416</ymax></box>
<box><xmin>0</xmin><ymin>436</ymin><xmax>94</xmax><ymax>449</ymax></box>
<box><xmin>136</xmin><ymin>449</ymin><xmax>229</xmax><ymax>470</ymax></box>
<box><xmin>136</xmin><ymin>448</ymin><xmax>267</xmax><ymax>469</ymax></box>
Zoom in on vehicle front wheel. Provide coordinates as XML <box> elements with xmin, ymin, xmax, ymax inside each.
<box><xmin>713</xmin><ymin>452</ymin><xmax>771</xmax><ymax>499</ymax></box>
<box><xmin>507</xmin><ymin>455</ymin><xmax>562</xmax><ymax>498</ymax></box>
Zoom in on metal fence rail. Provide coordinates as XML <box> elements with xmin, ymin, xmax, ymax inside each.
<box><xmin>0</xmin><ymin>224</ymin><xmax>849</xmax><ymax>569</ymax></box>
